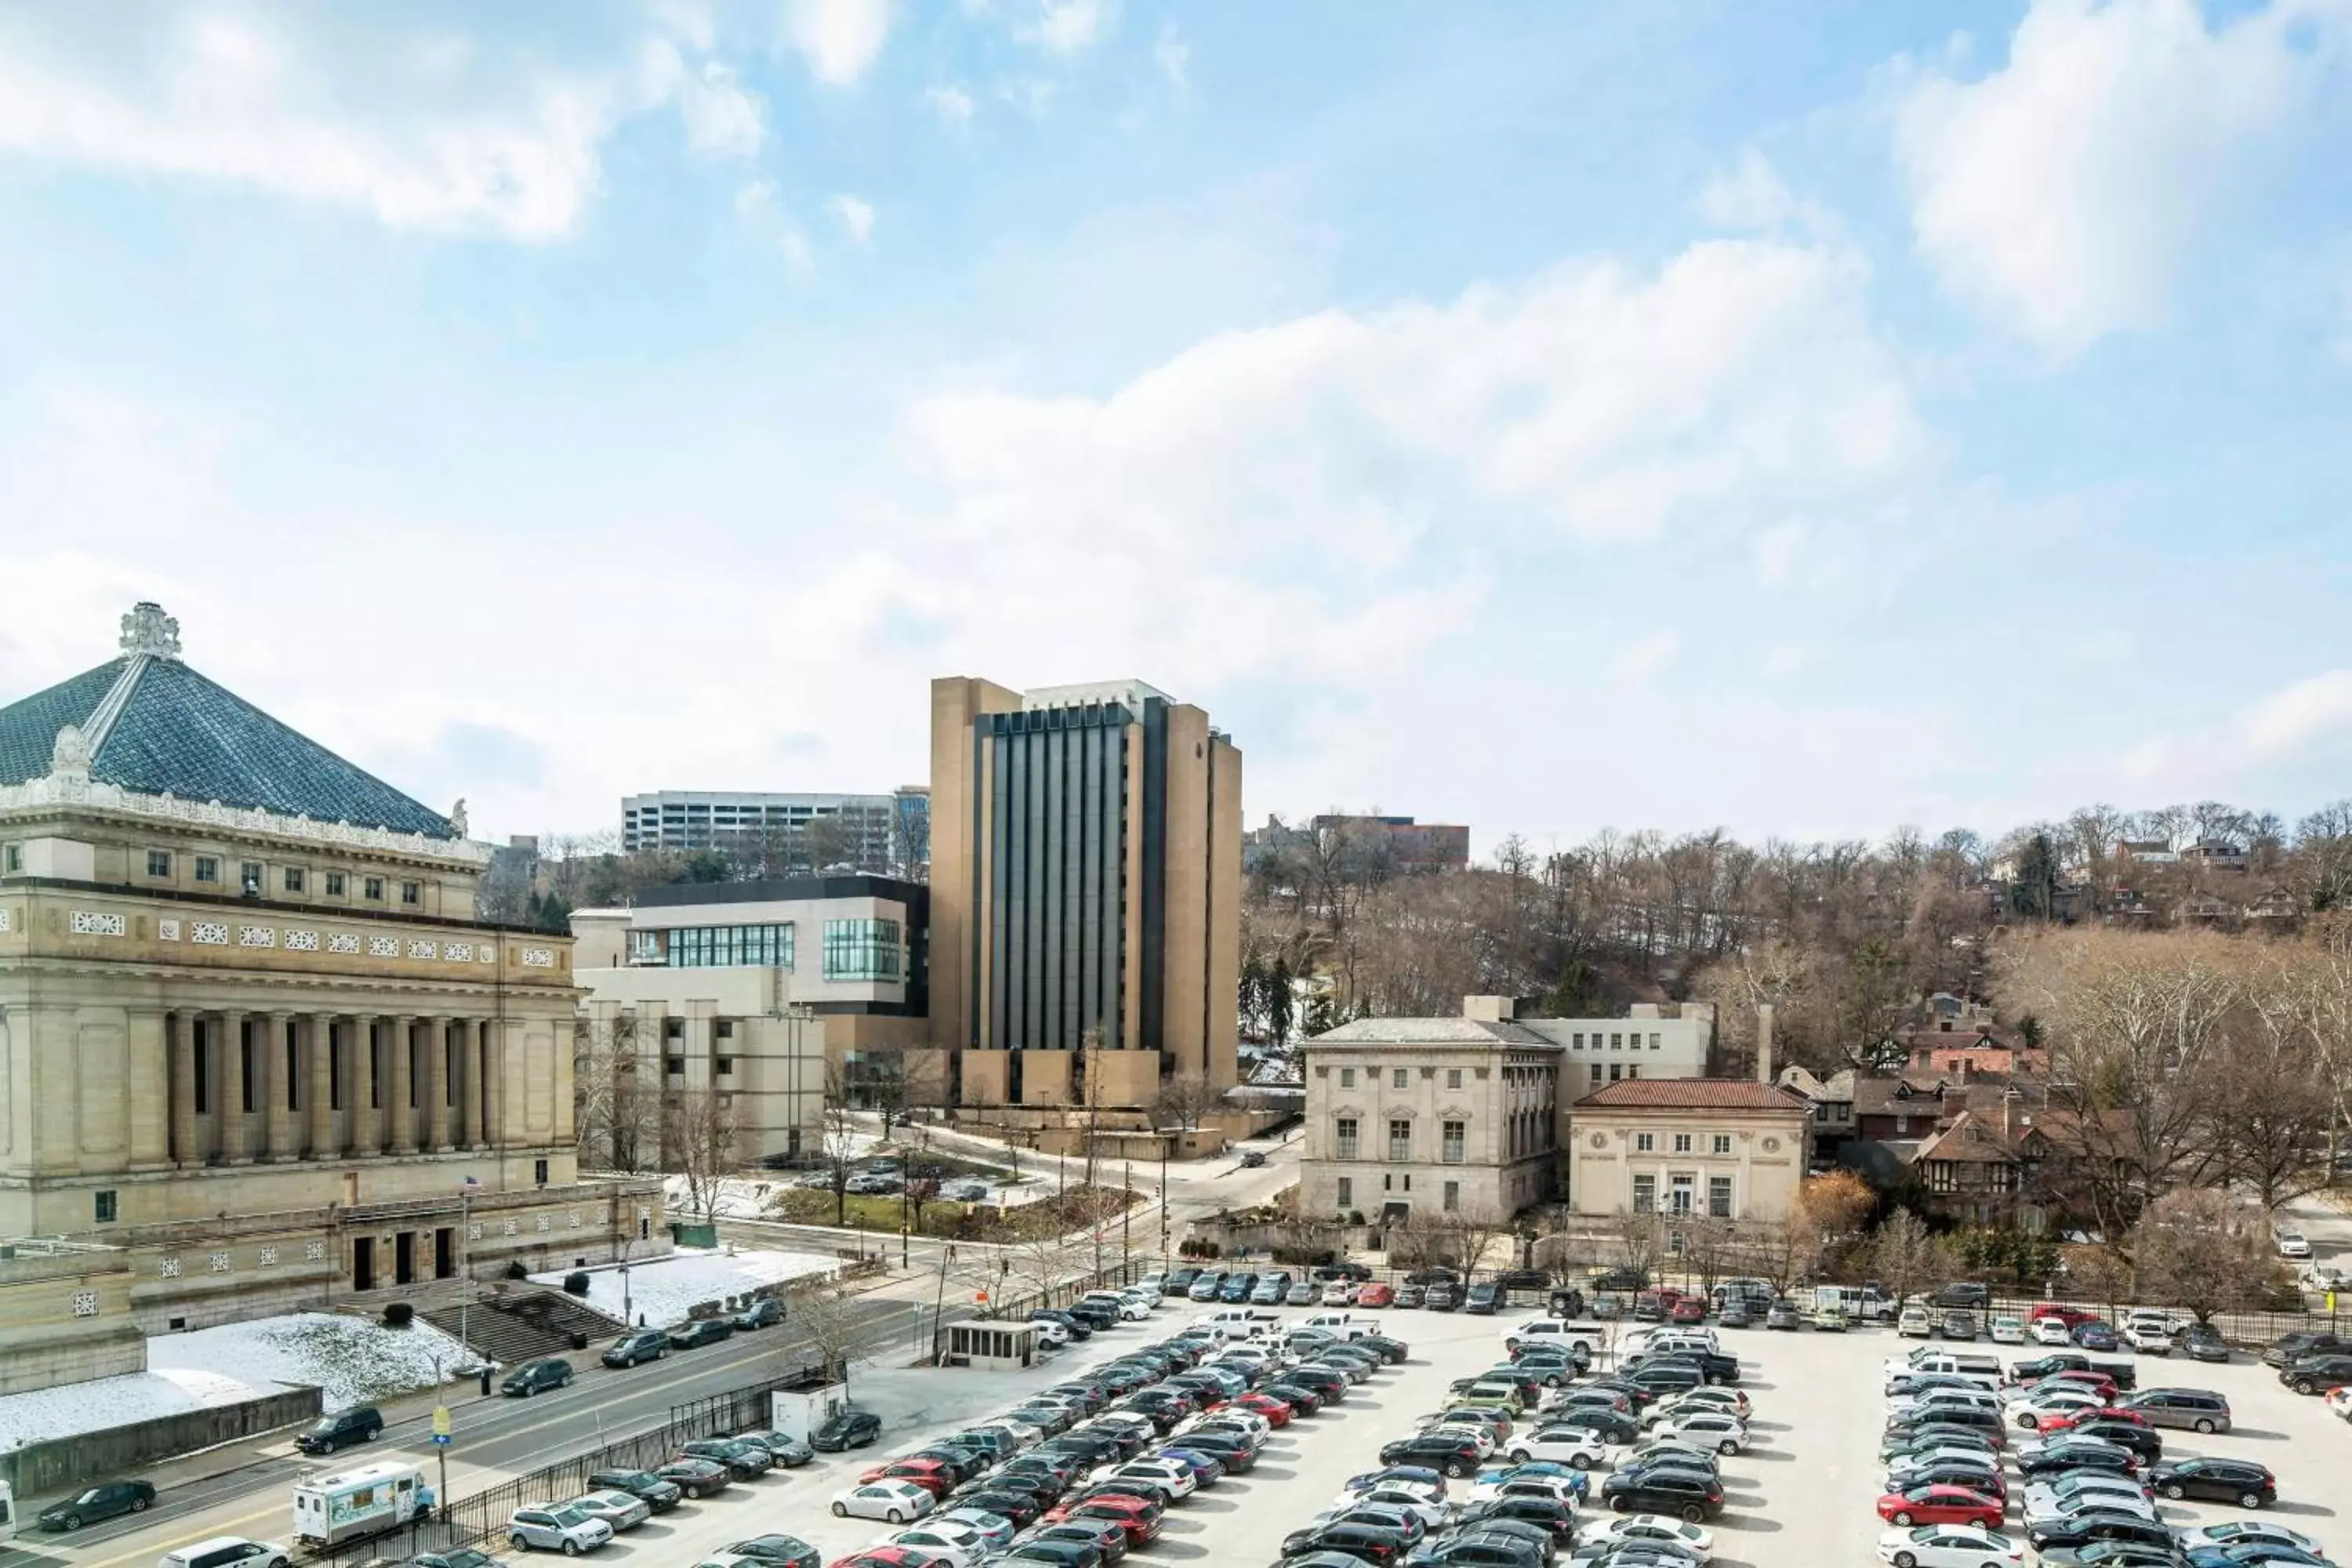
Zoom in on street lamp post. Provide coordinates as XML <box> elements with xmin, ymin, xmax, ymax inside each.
<box><xmin>1158</xmin><ymin>1138</ymin><xmax>1170</xmax><ymax>1269</ymax></box>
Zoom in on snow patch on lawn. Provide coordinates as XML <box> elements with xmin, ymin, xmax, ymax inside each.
<box><xmin>1</xmin><ymin>1313</ymin><xmax>473</xmax><ymax>1447</ymax></box>
<box><xmin>530</xmin><ymin>1247</ymin><xmax>837</xmax><ymax>1328</ymax></box>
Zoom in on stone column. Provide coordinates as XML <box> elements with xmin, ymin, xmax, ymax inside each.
<box><xmin>219</xmin><ymin>1010</ymin><xmax>250</xmax><ymax>1163</ymax></box>
<box><xmin>389</xmin><ymin>1014</ymin><xmax>417</xmax><ymax>1153</ymax></box>
<box><xmin>129</xmin><ymin>1007</ymin><xmax>170</xmax><ymax>1169</ymax></box>
<box><xmin>425</xmin><ymin>1017</ymin><xmax>451</xmax><ymax>1151</ymax></box>
<box><xmin>351</xmin><ymin>1018</ymin><xmax>382</xmax><ymax>1157</ymax></box>
<box><xmin>170</xmin><ymin>1011</ymin><xmax>202</xmax><ymax>1167</ymax></box>
<box><xmin>451</xmin><ymin>1018</ymin><xmax>477</xmax><ymax>1149</ymax></box>
<box><xmin>265</xmin><ymin>1010</ymin><xmax>297</xmax><ymax>1159</ymax></box>
<box><xmin>478</xmin><ymin>1019</ymin><xmax>500</xmax><ymax>1149</ymax></box>
<box><xmin>307</xmin><ymin>1014</ymin><xmax>335</xmax><ymax>1156</ymax></box>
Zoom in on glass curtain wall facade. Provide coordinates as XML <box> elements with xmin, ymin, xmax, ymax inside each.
<box><xmin>628</xmin><ymin>923</ymin><xmax>796</xmax><ymax>968</ymax></box>
<box><xmin>822</xmin><ymin>918</ymin><xmax>903</xmax><ymax>980</ymax></box>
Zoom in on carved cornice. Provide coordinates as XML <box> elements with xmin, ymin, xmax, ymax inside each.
<box><xmin>0</xmin><ymin>771</ymin><xmax>494</xmax><ymax>867</ymax></box>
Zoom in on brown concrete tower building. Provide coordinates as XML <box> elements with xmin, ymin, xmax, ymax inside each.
<box><xmin>930</xmin><ymin>677</ymin><xmax>1240</xmax><ymax>1119</ymax></box>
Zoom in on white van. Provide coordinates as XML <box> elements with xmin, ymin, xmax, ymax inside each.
<box><xmin>1501</xmin><ymin>1319</ymin><xmax>1608</xmax><ymax>1354</ymax></box>
<box><xmin>291</xmin><ymin>1459</ymin><xmax>430</xmax><ymax>1547</ymax></box>
<box><xmin>160</xmin><ymin>1538</ymin><xmax>292</xmax><ymax>1568</ymax></box>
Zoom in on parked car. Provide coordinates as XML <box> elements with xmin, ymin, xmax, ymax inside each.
<box><xmin>38</xmin><ymin>1479</ymin><xmax>157</xmax><ymax>1531</ymax></box>
<box><xmin>2280</xmin><ymin>1354</ymin><xmax>2352</xmax><ymax>1396</ymax></box>
<box><xmin>502</xmin><ymin>1359</ymin><xmax>575</xmax><ymax>1397</ymax></box>
<box><xmin>565</xmin><ymin>1492</ymin><xmax>651</xmax><ymax>1534</ymax></box>
<box><xmin>724</xmin><ymin>1536</ymin><xmax>822</xmax><ymax>1568</ymax></box>
<box><xmin>296</xmin><ymin>1406</ymin><xmax>385</xmax><ymax>1454</ymax></box>
<box><xmin>680</xmin><ymin>1439</ymin><xmax>772</xmax><ymax>1479</ymax></box>
<box><xmin>2073</xmin><ymin>1323</ymin><xmax>2122</xmax><ymax>1352</ymax></box>
<box><xmin>1988</xmin><ymin>1316</ymin><xmax>2027</xmax><ymax>1345</ymax></box>
<box><xmin>653</xmin><ymin>1458</ymin><xmax>730</xmax><ymax>1498</ymax></box>
<box><xmin>740</xmin><ymin>1431</ymin><xmax>816</xmax><ymax>1467</ymax></box>
<box><xmin>1597</xmin><ymin>1469</ymin><xmax>1723</xmax><ymax>1523</ymax></box>
<box><xmin>585</xmin><ymin>1470</ymin><xmax>681</xmax><ymax>1512</ymax></box>
<box><xmin>831</xmin><ymin>1482</ymin><xmax>936</xmax><ymax>1525</ymax></box>
<box><xmin>506</xmin><ymin>1505</ymin><xmax>612</xmax><ymax>1555</ymax></box>
<box><xmin>2148</xmin><ymin>1458</ymin><xmax>2275</xmax><ymax>1509</ymax></box>
<box><xmin>1877</xmin><ymin>1485</ymin><xmax>2006</xmax><ymax>1530</ymax></box>
<box><xmin>2180</xmin><ymin>1324</ymin><xmax>2230</xmax><ymax>1363</ymax></box>
<box><xmin>602</xmin><ymin>1329</ymin><xmax>670</xmax><ymax>1369</ymax></box>
<box><xmin>733</xmin><ymin>1298</ymin><xmax>786</xmax><ymax>1330</ymax></box>
<box><xmin>815</xmin><ymin>1410</ymin><xmax>887</xmax><ymax>1451</ymax></box>
<box><xmin>2118</xmin><ymin>1388</ymin><xmax>2230</xmax><ymax>1433</ymax></box>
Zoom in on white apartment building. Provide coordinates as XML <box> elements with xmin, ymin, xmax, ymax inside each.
<box><xmin>1518</xmin><ymin>1002</ymin><xmax>1715</xmax><ymax>1092</ymax></box>
<box><xmin>619</xmin><ymin>788</ymin><xmax>929</xmax><ymax>877</ymax></box>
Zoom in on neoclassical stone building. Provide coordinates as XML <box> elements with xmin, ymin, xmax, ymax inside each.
<box><xmin>0</xmin><ymin>604</ymin><xmax>663</xmax><ymax>1394</ymax></box>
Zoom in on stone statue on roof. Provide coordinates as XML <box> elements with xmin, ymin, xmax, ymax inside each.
<box><xmin>449</xmin><ymin>798</ymin><xmax>469</xmax><ymax>838</ymax></box>
<box><xmin>119</xmin><ymin>601</ymin><xmax>183</xmax><ymax>660</ymax></box>
<box><xmin>52</xmin><ymin>722</ymin><xmax>92</xmax><ymax>779</ymax></box>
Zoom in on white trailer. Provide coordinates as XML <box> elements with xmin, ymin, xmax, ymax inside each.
<box><xmin>292</xmin><ymin>1459</ymin><xmax>430</xmax><ymax>1547</ymax></box>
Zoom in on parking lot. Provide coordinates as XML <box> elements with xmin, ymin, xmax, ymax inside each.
<box><xmin>496</xmin><ymin>1292</ymin><xmax>2352</xmax><ymax>1568</ymax></box>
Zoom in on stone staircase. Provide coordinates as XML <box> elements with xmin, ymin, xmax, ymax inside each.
<box><xmin>421</xmin><ymin>1287</ymin><xmax>628</xmax><ymax>1369</ymax></box>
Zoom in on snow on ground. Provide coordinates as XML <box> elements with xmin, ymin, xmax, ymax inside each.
<box><xmin>2</xmin><ymin>1312</ymin><xmax>474</xmax><ymax>1447</ymax></box>
<box><xmin>148</xmin><ymin>1312</ymin><xmax>477</xmax><ymax>1410</ymax></box>
<box><xmin>531</xmin><ymin>1246</ymin><xmax>837</xmax><ymax>1328</ymax></box>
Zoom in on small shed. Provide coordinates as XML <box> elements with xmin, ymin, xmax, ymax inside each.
<box><xmin>945</xmin><ymin>1320</ymin><xmax>1040</xmax><ymax>1370</ymax></box>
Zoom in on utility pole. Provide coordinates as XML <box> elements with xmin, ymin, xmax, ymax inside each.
<box><xmin>1159</xmin><ymin>1138</ymin><xmax>1170</xmax><ymax>1269</ymax></box>
<box><xmin>1122</xmin><ymin>1159</ymin><xmax>1132</xmax><ymax>1273</ymax></box>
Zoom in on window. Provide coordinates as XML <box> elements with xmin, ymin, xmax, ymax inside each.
<box><xmin>1392</xmin><ymin>1068</ymin><xmax>1408</xmax><ymax>1090</ymax></box>
<box><xmin>664</xmin><ymin>1018</ymin><xmax>684</xmax><ymax>1040</ymax></box>
<box><xmin>1446</xmin><ymin>1068</ymin><xmax>1463</xmax><ymax>1089</ymax></box>
<box><xmin>400</xmin><ymin>881</ymin><xmax>419</xmax><ymax>906</ymax></box>
<box><xmin>715</xmin><ymin>1057</ymin><xmax>735</xmax><ymax>1077</ymax></box>
<box><xmin>666</xmin><ymin>1056</ymin><xmax>686</xmax><ymax>1076</ymax></box>
<box><xmin>1572</xmin><ymin>1033</ymin><xmax>1584</xmax><ymax>1047</ymax></box>
<box><xmin>1387</xmin><ymin>1118</ymin><xmax>1412</xmax><ymax>1161</ymax></box>
<box><xmin>1336</xmin><ymin>1177</ymin><xmax>1353</xmax><ymax>1209</ymax></box>
<box><xmin>282</xmin><ymin>867</ymin><xmax>306</xmax><ymax>893</ymax></box>
<box><xmin>1711</xmin><ymin>1134</ymin><xmax>1732</xmax><ymax>1156</ymax></box>
<box><xmin>1610</xmin><ymin>1033</ymin><xmax>1623</xmax><ymax>1050</ymax></box>
<box><xmin>1625</xmin><ymin>1064</ymin><xmax>1639</xmax><ymax>1080</ymax></box>
<box><xmin>1651</xmin><ymin>1033</ymin><xmax>1663</xmax><ymax>1050</ymax></box>
<box><xmin>822</xmin><ymin>917</ymin><xmax>902</xmax><ymax>979</ymax></box>
<box><xmin>1442</xmin><ymin>1120</ymin><xmax>1466</xmax><ymax>1163</ymax></box>
<box><xmin>1708</xmin><ymin>1176</ymin><xmax>1733</xmax><ymax>1218</ymax></box>
<box><xmin>1608</xmin><ymin>1063</ymin><xmax>1624</xmax><ymax>1082</ymax></box>
<box><xmin>325</xmin><ymin>872</ymin><xmax>346</xmax><ymax>897</ymax></box>
<box><xmin>95</xmin><ymin>1189</ymin><xmax>118</xmax><ymax>1223</ymax></box>
<box><xmin>1339</xmin><ymin>1067</ymin><xmax>1356</xmax><ymax>1089</ymax></box>
<box><xmin>3</xmin><ymin>844</ymin><xmax>18</xmax><ymax>873</ymax></box>
<box><xmin>1334</xmin><ymin>1117</ymin><xmax>1359</xmax><ymax>1160</ymax></box>
<box><xmin>239</xmin><ymin>861</ymin><xmax>263</xmax><ymax>894</ymax></box>
<box><xmin>1669</xmin><ymin>1174</ymin><xmax>1696</xmax><ymax>1215</ymax></box>
<box><xmin>1632</xmin><ymin>1174</ymin><xmax>1657</xmax><ymax>1213</ymax></box>
<box><xmin>1635</xmin><ymin>1131</ymin><xmax>1654</xmax><ymax>1152</ymax></box>
<box><xmin>649</xmin><ymin>924</ymin><xmax>796</xmax><ymax>969</ymax></box>
<box><xmin>147</xmin><ymin>850</ymin><xmax>172</xmax><ymax>878</ymax></box>
<box><xmin>1443</xmin><ymin>1180</ymin><xmax>1461</xmax><ymax>1212</ymax></box>
<box><xmin>1672</xmin><ymin>1133</ymin><xmax>1693</xmax><ymax>1154</ymax></box>
<box><xmin>715</xmin><ymin>1020</ymin><xmax>734</xmax><ymax>1039</ymax></box>
<box><xmin>1589</xmin><ymin>1063</ymin><xmax>1602</xmax><ymax>1086</ymax></box>
<box><xmin>364</xmin><ymin>876</ymin><xmax>385</xmax><ymax>901</ymax></box>
<box><xmin>533</xmin><ymin>1158</ymin><xmax>550</xmax><ymax>1186</ymax></box>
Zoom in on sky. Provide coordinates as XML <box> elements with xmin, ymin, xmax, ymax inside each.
<box><xmin>3</xmin><ymin>0</ymin><xmax>2351</xmax><ymax>858</ymax></box>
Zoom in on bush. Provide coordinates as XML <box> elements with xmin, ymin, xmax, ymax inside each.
<box><xmin>382</xmin><ymin>1301</ymin><xmax>415</xmax><ymax>1328</ymax></box>
<box><xmin>563</xmin><ymin>1271</ymin><xmax>591</xmax><ymax>1296</ymax></box>
<box><xmin>504</xmin><ymin>1260</ymin><xmax>528</xmax><ymax>1280</ymax></box>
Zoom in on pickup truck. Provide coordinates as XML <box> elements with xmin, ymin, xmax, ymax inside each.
<box><xmin>2004</xmin><ymin>1350</ymin><xmax>2137</xmax><ymax>1391</ymax></box>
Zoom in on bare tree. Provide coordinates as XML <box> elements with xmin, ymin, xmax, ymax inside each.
<box><xmin>818</xmin><ymin>1062</ymin><xmax>866</xmax><ymax>1226</ymax></box>
<box><xmin>795</xmin><ymin>1276</ymin><xmax>895</xmax><ymax>1390</ymax></box>
<box><xmin>1865</xmin><ymin>1208</ymin><xmax>1942</xmax><ymax>1312</ymax></box>
<box><xmin>1149</xmin><ymin>1072</ymin><xmax>1226</xmax><ymax>1131</ymax></box>
<box><xmin>665</xmin><ymin>1089</ymin><xmax>742</xmax><ymax>1222</ymax></box>
<box><xmin>1600</xmin><ymin>1207</ymin><xmax>1665</xmax><ymax>1283</ymax></box>
<box><xmin>574</xmin><ymin>1011</ymin><xmax>658</xmax><ymax>1172</ymax></box>
<box><xmin>1441</xmin><ymin>1207</ymin><xmax>1513</xmax><ymax>1279</ymax></box>
<box><xmin>2129</xmin><ymin>1189</ymin><xmax>2280</xmax><ymax>1325</ymax></box>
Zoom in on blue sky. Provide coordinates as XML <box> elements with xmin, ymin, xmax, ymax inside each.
<box><xmin>3</xmin><ymin>0</ymin><xmax>2350</xmax><ymax>855</ymax></box>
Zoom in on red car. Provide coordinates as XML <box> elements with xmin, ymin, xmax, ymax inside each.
<box><xmin>1047</xmin><ymin>1497</ymin><xmax>1163</xmax><ymax>1545</ymax></box>
<box><xmin>2031</xmin><ymin>1304</ymin><xmax>2100</xmax><ymax>1329</ymax></box>
<box><xmin>1236</xmin><ymin>1392</ymin><xmax>1294</xmax><ymax>1426</ymax></box>
<box><xmin>2046</xmin><ymin>1370</ymin><xmax>2118</xmax><ymax>1399</ymax></box>
<box><xmin>2034</xmin><ymin>1406</ymin><xmax>2146</xmax><ymax>1435</ymax></box>
<box><xmin>858</xmin><ymin>1459</ymin><xmax>956</xmax><ymax>1497</ymax></box>
<box><xmin>1357</xmin><ymin>1283</ymin><xmax>1396</xmax><ymax>1308</ymax></box>
<box><xmin>831</xmin><ymin>1552</ymin><xmax>940</xmax><ymax>1568</ymax></box>
<box><xmin>1876</xmin><ymin>1485</ymin><xmax>2005</xmax><ymax>1529</ymax></box>
<box><xmin>1670</xmin><ymin>1298</ymin><xmax>1708</xmax><ymax>1324</ymax></box>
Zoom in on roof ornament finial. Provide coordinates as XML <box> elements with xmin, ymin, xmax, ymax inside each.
<box><xmin>120</xmin><ymin>601</ymin><xmax>183</xmax><ymax>661</ymax></box>
<box><xmin>52</xmin><ymin>723</ymin><xmax>93</xmax><ymax>780</ymax></box>
<box><xmin>448</xmin><ymin>797</ymin><xmax>469</xmax><ymax>838</ymax></box>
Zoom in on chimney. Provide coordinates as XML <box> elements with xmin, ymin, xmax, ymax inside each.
<box><xmin>1755</xmin><ymin>1003</ymin><xmax>1775</xmax><ymax>1084</ymax></box>
<box><xmin>1463</xmin><ymin>996</ymin><xmax>1514</xmax><ymax>1023</ymax></box>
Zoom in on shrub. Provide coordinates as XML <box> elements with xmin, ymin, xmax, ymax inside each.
<box><xmin>382</xmin><ymin>1301</ymin><xmax>415</xmax><ymax>1328</ymax></box>
<box><xmin>563</xmin><ymin>1271</ymin><xmax>591</xmax><ymax>1296</ymax></box>
<box><xmin>504</xmin><ymin>1260</ymin><xmax>528</xmax><ymax>1280</ymax></box>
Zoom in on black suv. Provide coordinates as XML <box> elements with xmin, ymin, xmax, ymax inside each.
<box><xmin>811</xmin><ymin>1409</ymin><xmax>884</xmax><ymax>1450</ymax></box>
<box><xmin>1378</xmin><ymin>1433</ymin><xmax>1483</xmax><ymax>1477</ymax></box>
<box><xmin>1281</xmin><ymin>1522</ymin><xmax>1416</xmax><ymax>1564</ymax></box>
<box><xmin>500</xmin><ymin>1358</ymin><xmax>573</xmax><ymax>1396</ymax></box>
<box><xmin>1640</xmin><ymin>1348</ymin><xmax>1740</xmax><ymax>1385</ymax></box>
<box><xmin>1597</xmin><ymin>1468</ymin><xmax>1722</xmax><ymax>1523</ymax></box>
<box><xmin>725</xmin><ymin>1537</ymin><xmax>821</xmax><ymax>1568</ymax></box>
<box><xmin>2148</xmin><ymin>1457</ymin><xmax>2275</xmax><ymax>1508</ymax></box>
<box><xmin>1404</xmin><ymin>1533</ymin><xmax>1546</xmax><ymax>1568</ymax></box>
<box><xmin>2281</xmin><ymin>1353</ymin><xmax>2352</xmax><ymax>1395</ymax></box>
<box><xmin>2027</xmin><ymin>1514</ymin><xmax>2180</xmax><ymax>1555</ymax></box>
<box><xmin>1465</xmin><ymin>1283</ymin><xmax>1504</xmax><ymax>1316</ymax></box>
<box><xmin>603</xmin><ymin>1329</ymin><xmax>671</xmax><ymax>1369</ymax></box>
<box><xmin>296</xmin><ymin>1404</ymin><xmax>384</xmax><ymax>1454</ymax></box>
<box><xmin>2263</xmin><ymin>1330</ymin><xmax>2350</xmax><ymax>1367</ymax></box>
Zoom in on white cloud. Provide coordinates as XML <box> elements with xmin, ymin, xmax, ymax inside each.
<box><xmin>778</xmin><ymin>227</ymin><xmax>815</xmax><ymax>278</ymax></box>
<box><xmin>1017</xmin><ymin>0</ymin><xmax>1117</xmax><ymax>56</ymax></box>
<box><xmin>1154</xmin><ymin>25</ymin><xmax>1190</xmax><ymax>89</ymax></box>
<box><xmin>640</xmin><ymin>42</ymin><xmax>764</xmax><ymax>157</ymax></box>
<box><xmin>0</xmin><ymin>13</ymin><xmax>614</xmax><ymax>241</ymax></box>
<box><xmin>734</xmin><ymin>178</ymin><xmax>776</xmax><ymax>221</ymax></box>
<box><xmin>2241</xmin><ymin>670</ymin><xmax>2352</xmax><ymax>757</ymax></box>
<box><xmin>925</xmin><ymin>82</ymin><xmax>976</xmax><ymax>125</ymax></box>
<box><xmin>1751</xmin><ymin>521</ymin><xmax>1806</xmax><ymax>586</ymax></box>
<box><xmin>735</xmin><ymin>180</ymin><xmax>815</xmax><ymax>278</ymax></box>
<box><xmin>830</xmin><ymin>193</ymin><xmax>877</xmax><ymax>245</ymax></box>
<box><xmin>1610</xmin><ymin>630</ymin><xmax>1681</xmax><ymax>680</ymax></box>
<box><xmin>1697</xmin><ymin>149</ymin><xmax>1802</xmax><ymax>231</ymax></box>
<box><xmin>783</xmin><ymin>0</ymin><xmax>894</xmax><ymax>86</ymax></box>
<box><xmin>1891</xmin><ymin>0</ymin><xmax>2338</xmax><ymax>354</ymax></box>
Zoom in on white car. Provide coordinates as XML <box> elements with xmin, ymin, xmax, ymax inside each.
<box><xmin>1888</xmin><ymin>1392</ymin><xmax>1998</xmax><ymax>1421</ymax></box>
<box><xmin>1988</xmin><ymin>1316</ymin><xmax>2027</xmax><ymax>1345</ymax></box>
<box><xmin>1322</xmin><ymin>1280</ymin><xmax>1357</xmax><ymax>1305</ymax></box>
<box><xmin>1196</xmin><ymin>1409</ymin><xmax>1272</xmax><ymax>1440</ymax></box>
<box><xmin>1136</xmin><ymin>1272</ymin><xmax>1168</xmax><ymax>1297</ymax></box>
<box><xmin>565</xmin><ymin>1492</ymin><xmax>651</xmax><ymax>1534</ymax></box>
<box><xmin>2122</xmin><ymin>1323</ymin><xmax>2173</xmax><ymax>1356</ymax></box>
<box><xmin>2176</xmin><ymin>1524</ymin><xmax>2325</xmax><ymax>1556</ymax></box>
<box><xmin>1655</xmin><ymin>1412</ymin><xmax>1748</xmax><ymax>1454</ymax></box>
<box><xmin>1425</xmin><ymin>1421</ymin><xmax>1500</xmax><ymax>1456</ymax></box>
<box><xmin>1110</xmin><ymin>1460</ymin><xmax>1198</xmax><ymax>1499</ymax></box>
<box><xmin>1346</xmin><ymin>1486</ymin><xmax>1450</xmax><ymax>1530</ymax></box>
<box><xmin>1468</xmin><ymin>1473</ymin><xmax>1580</xmax><ymax>1508</ymax></box>
<box><xmin>1898</xmin><ymin>1308</ymin><xmax>1935</xmax><ymax>1338</ymax></box>
<box><xmin>1876</xmin><ymin>1524</ymin><xmax>2023</xmax><ymax>1568</ymax></box>
<box><xmin>2030</xmin><ymin>1318</ymin><xmax>2076</xmax><ymax>1346</ymax></box>
<box><xmin>935</xmin><ymin>1508</ymin><xmax>1018</xmax><ymax>1550</ymax></box>
<box><xmin>1501</xmin><ymin>1427</ymin><xmax>1610</xmax><ymax>1468</ymax></box>
<box><xmin>2324</xmin><ymin>1386</ymin><xmax>2352</xmax><ymax>1422</ymax></box>
<box><xmin>2276</xmin><ymin>1231</ymin><xmax>2311</xmax><ymax>1259</ymax></box>
<box><xmin>1660</xmin><ymin>1388</ymin><xmax>1751</xmax><ymax>1421</ymax></box>
<box><xmin>508</xmin><ymin>1505</ymin><xmax>615</xmax><ymax>1555</ymax></box>
<box><xmin>2020</xmin><ymin>1475</ymin><xmax>2158</xmax><ymax>1521</ymax></box>
<box><xmin>1030</xmin><ymin>1320</ymin><xmax>1071</xmax><ymax>1348</ymax></box>
<box><xmin>881</xmin><ymin>1524</ymin><xmax>990</xmax><ymax>1568</ymax></box>
<box><xmin>1576</xmin><ymin>1516</ymin><xmax>1717</xmax><ymax>1559</ymax></box>
<box><xmin>1339</xmin><ymin>1475</ymin><xmax>1446</xmax><ymax>1504</ymax></box>
<box><xmin>830</xmin><ymin>1482</ymin><xmax>935</xmax><ymax>1524</ymax></box>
